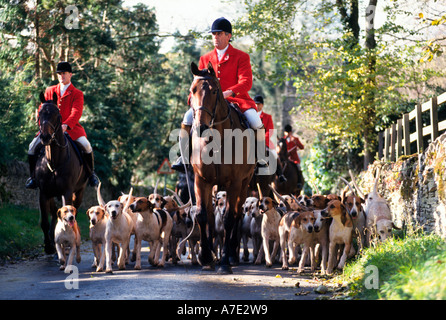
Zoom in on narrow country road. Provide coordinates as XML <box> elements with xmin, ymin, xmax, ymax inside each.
<box><xmin>0</xmin><ymin>239</ymin><xmax>335</xmax><ymax>301</ymax></box>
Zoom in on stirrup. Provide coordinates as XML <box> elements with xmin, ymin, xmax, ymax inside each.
<box><xmin>25</xmin><ymin>177</ymin><xmax>38</xmax><ymax>189</ymax></box>
<box><xmin>88</xmin><ymin>173</ymin><xmax>100</xmax><ymax>187</ymax></box>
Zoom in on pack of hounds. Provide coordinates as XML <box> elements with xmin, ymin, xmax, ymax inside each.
<box><xmin>54</xmin><ymin>167</ymin><xmax>399</xmax><ymax>274</ymax></box>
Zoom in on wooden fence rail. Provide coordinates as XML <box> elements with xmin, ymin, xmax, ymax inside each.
<box><xmin>378</xmin><ymin>92</ymin><xmax>446</xmax><ymax>161</ymax></box>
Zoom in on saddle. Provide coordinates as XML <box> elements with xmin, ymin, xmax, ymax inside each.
<box><xmin>65</xmin><ymin>133</ymin><xmax>84</xmax><ymax>166</ymax></box>
<box><xmin>228</xmin><ymin>102</ymin><xmax>250</xmax><ymax>129</ymax></box>
<box><xmin>37</xmin><ymin>133</ymin><xmax>83</xmax><ymax>166</ymax></box>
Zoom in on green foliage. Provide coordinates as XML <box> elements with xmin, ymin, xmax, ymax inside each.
<box><xmin>237</xmin><ymin>0</ymin><xmax>445</xmax><ymax>186</ymax></box>
<box><xmin>340</xmin><ymin>234</ymin><xmax>446</xmax><ymax>300</ymax></box>
<box><xmin>0</xmin><ymin>0</ymin><xmax>197</xmax><ymax>192</ymax></box>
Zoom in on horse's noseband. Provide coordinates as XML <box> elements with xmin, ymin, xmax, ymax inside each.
<box><xmin>191</xmin><ymin>77</ymin><xmax>230</xmax><ymax>129</ymax></box>
<box><xmin>38</xmin><ymin>104</ymin><xmax>67</xmax><ymax>148</ymax></box>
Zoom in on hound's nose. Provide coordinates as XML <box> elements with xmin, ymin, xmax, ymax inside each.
<box><xmin>68</xmin><ymin>215</ymin><xmax>74</xmax><ymax>221</ymax></box>
<box><xmin>308</xmin><ymin>225</ymin><xmax>313</xmax><ymax>233</ymax></box>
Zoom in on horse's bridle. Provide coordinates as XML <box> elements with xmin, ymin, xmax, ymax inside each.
<box><xmin>192</xmin><ymin>76</ymin><xmax>231</xmax><ymax>129</ymax></box>
<box><xmin>38</xmin><ymin>104</ymin><xmax>68</xmax><ymax>148</ymax></box>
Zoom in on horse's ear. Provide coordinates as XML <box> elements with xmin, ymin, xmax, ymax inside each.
<box><xmin>52</xmin><ymin>92</ymin><xmax>58</xmax><ymax>105</ymax></box>
<box><xmin>207</xmin><ymin>61</ymin><xmax>216</xmax><ymax>76</ymax></box>
<box><xmin>190</xmin><ymin>62</ymin><xmax>200</xmax><ymax>76</ymax></box>
<box><xmin>39</xmin><ymin>92</ymin><xmax>45</xmax><ymax>103</ymax></box>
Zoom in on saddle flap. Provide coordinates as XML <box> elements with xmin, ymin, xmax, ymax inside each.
<box><xmin>65</xmin><ymin>133</ymin><xmax>83</xmax><ymax>166</ymax></box>
<box><xmin>228</xmin><ymin>102</ymin><xmax>250</xmax><ymax>129</ymax></box>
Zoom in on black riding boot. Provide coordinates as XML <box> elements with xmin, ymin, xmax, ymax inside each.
<box><xmin>25</xmin><ymin>154</ymin><xmax>38</xmax><ymax>189</ymax></box>
<box><xmin>254</xmin><ymin>126</ymin><xmax>268</xmax><ymax>168</ymax></box>
<box><xmin>84</xmin><ymin>152</ymin><xmax>99</xmax><ymax>187</ymax></box>
<box><xmin>172</xmin><ymin>124</ymin><xmax>192</xmax><ymax>173</ymax></box>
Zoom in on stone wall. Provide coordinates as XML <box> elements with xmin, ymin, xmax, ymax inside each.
<box><xmin>357</xmin><ymin>133</ymin><xmax>446</xmax><ymax>238</ymax></box>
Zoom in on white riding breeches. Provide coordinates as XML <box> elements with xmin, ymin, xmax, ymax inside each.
<box><xmin>28</xmin><ymin>134</ymin><xmax>92</xmax><ymax>155</ymax></box>
<box><xmin>182</xmin><ymin>107</ymin><xmax>263</xmax><ymax>130</ymax></box>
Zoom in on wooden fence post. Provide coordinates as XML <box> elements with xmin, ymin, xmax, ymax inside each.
<box><xmin>430</xmin><ymin>96</ymin><xmax>439</xmax><ymax>142</ymax></box>
<box><xmin>378</xmin><ymin>131</ymin><xmax>384</xmax><ymax>160</ymax></box>
<box><xmin>384</xmin><ymin>127</ymin><xmax>391</xmax><ymax>161</ymax></box>
<box><xmin>396</xmin><ymin>118</ymin><xmax>403</xmax><ymax>158</ymax></box>
<box><xmin>403</xmin><ymin>113</ymin><xmax>410</xmax><ymax>155</ymax></box>
<box><xmin>390</xmin><ymin>123</ymin><xmax>396</xmax><ymax>161</ymax></box>
<box><xmin>416</xmin><ymin>103</ymin><xmax>424</xmax><ymax>153</ymax></box>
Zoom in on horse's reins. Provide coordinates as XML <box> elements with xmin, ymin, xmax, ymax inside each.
<box><xmin>39</xmin><ymin>104</ymin><xmax>69</xmax><ymax>172</ymax></box>
<box><xmin>193</xmin><ymin>76</ymin><xmax>231</xmax><ymax>129</ymax></box>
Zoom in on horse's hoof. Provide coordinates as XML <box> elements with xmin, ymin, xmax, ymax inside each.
<box><xmin>44</xmin><ymin>243</ymin><xmax>56</xmax><ymax>255</ymax></box>
<box><xmin>217</xmin><ymin>265</ymin><xmax>233</xmax><ymax>274</ymax></box>
<box><xmin>198</xmin><ymin>249</ymin><xmax>215</xmax><ymax>267</ymax></box>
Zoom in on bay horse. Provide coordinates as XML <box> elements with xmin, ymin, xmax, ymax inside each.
<box><xmin>35</xmin><ymin>92</ymin><xmax>88</xmax><ymax>254</ymax></box>
<box><xmin>188</xmin><ymin>62</ymin><xmax>256</xmax><ymax>273</ymax></box>
<box><xmin>273</xmin><ymin>137</ymin><xmax>304</xmax><ymax>196</ymax></box>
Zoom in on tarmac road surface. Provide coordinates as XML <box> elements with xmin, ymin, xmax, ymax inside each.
<box><xmin>0</xmin><ymin>239</ymin><xmax>336</xmax><ymax>301</ymax></box>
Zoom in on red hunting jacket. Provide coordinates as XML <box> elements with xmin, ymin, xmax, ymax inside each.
<box><xmin>259</xmin><ymin>111</ymin><xmax>275</xmax><ymax>150</ymax></box>
<box><xmin>198</xmin><ymin>44</ymin><xmax>257</xmax><ymax>113</ymax></box>
<box><xmin>40</xmin><ymin>83</ymin><xmax>87</xmax><ymax>141</ymax></box>
<box><xmin>285</xmin><ymin>135</ymin><xmax>304</xmax><ymax>164</ymax></box>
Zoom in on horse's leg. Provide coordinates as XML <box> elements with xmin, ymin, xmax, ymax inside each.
<box><xmin>39</xmin><ymin>194</ymin><xmax>55</xmax><ymax>254</ymax></box>
<box><xmin>195</xmin><ymin>178</ymin><xmax>214</xmax><ymax>268</ymax></box>
<box><xmin>218</xmin><ymin>181</ymin><xmax>245</xmax><ymax>274</ymax></box>
<box><xmin>49</xmin><ymin>198</ymin><xmax>58</xmax><ymax>248</ymax></box>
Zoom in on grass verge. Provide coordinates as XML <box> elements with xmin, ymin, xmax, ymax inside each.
<box><xmin>0</xmin><ymin>204</ymin><xmax>90</xmax><ymax>262</ymax></box>
<box><xmin>335</xmin><ymin>234</ymin><xmax>446</xmax><ymax>300</ymax></box>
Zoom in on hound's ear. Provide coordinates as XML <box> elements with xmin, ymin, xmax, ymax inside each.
<box><xmin>52</xmin><ymin>92</ymin><xmax>58</xmax><ymax>105</ymax></box>
<box><xmin>72</xmin><ymin>207</ymin><xmax>77</xmax><ymax>217</ymax></box>
<box><xmin>86</xmin><ymin>208</ymin><xmax>91</xmax><ymax>217</ymax></box>
<box><xmin>39</xmin><ymin>92</ymin><xmax>45</xmax><ymax>103</ymax></box>
<box><xmin>161</xmin><ymin>197</ymin><xmax>167</xmax><ymax>209</ymax></box>
<box><xmin>340</xmin><ymin>203</ymin><xmax>347</xmax><ymax>226</ymax></box>
<box><xmin>272</xmin><ymin>198</ymin><xmax>279</xmax><ymax>207</ymax></box>
<box><xmin>191</xmin><ymin>62</ymin><xmax>200</xmax><ymax>76</ymax></box>
<box><xmin>57</xmin><ymin>208</ymin><xmax>62</xmax><ymax>219</ymax></box>
<box><xmin>146</xmin><ymin>197</ymin><xmax>154</xmax><ymax>209</ymax></box>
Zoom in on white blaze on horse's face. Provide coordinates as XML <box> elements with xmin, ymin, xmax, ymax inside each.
<box><xmin>189</xmin><ymin>76</ymin><xmax>218</xmax><ymax>130</ymax></box>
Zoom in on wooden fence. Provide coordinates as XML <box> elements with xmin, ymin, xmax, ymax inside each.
<box><xmin>378</xmin><ymin>92</ymin><xmax>446</xmax><ymax>161</ymax></box>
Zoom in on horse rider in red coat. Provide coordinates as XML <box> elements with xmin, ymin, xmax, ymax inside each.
<box><xmin>253</xmin><ymin>95</ymin><xmax>286</xmax><ymax>182</ymax></box>
<box><xmin>172</xmin><ymin>17</ymin><xmax>267</xmax><ymax>172</ymax></box>
<box><xmin>26</xmin><ymin>61</ymin><xmax>99</xmax><ymax>189</ymax></box>
<box><xmin>283</xmin><ymin>124</ymin><xmax>304</xmax><ymax>165</ymax></box>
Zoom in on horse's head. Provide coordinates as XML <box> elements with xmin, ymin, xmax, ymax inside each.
<box><xmin>189</xmin><ymin>61</ymin><xmax>223</xmax><ymax>134</ymax></box>
<box><xmin>38</xmin><ymin>92</ymin><xmax>62</xmax><ymax>145</ymax></box>
<box><xmin>278</xmin><ymin>137</ymin><xmax>288</xmax><ymax>159</ymax></box>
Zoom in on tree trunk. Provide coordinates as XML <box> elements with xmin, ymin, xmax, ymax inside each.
<box><xmin>363</xmin><ymin>0</ymin><xmax>378</xmax><ymax>169</ymax></box>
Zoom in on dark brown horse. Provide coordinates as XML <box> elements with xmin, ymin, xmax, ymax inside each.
<box><xmin>273</xmin><ymin>137</ymin><xmax>304</xmax><ymax>196</ymax></box>
<box><xmin>188</xmin><ymin>62</ymin><xmax>256</xmax><ymax>273</ymax></box>
<box><xmin>35</xmin><ymin>92</ymin><xmax>88</xmax><ymax>254</ymax></box>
